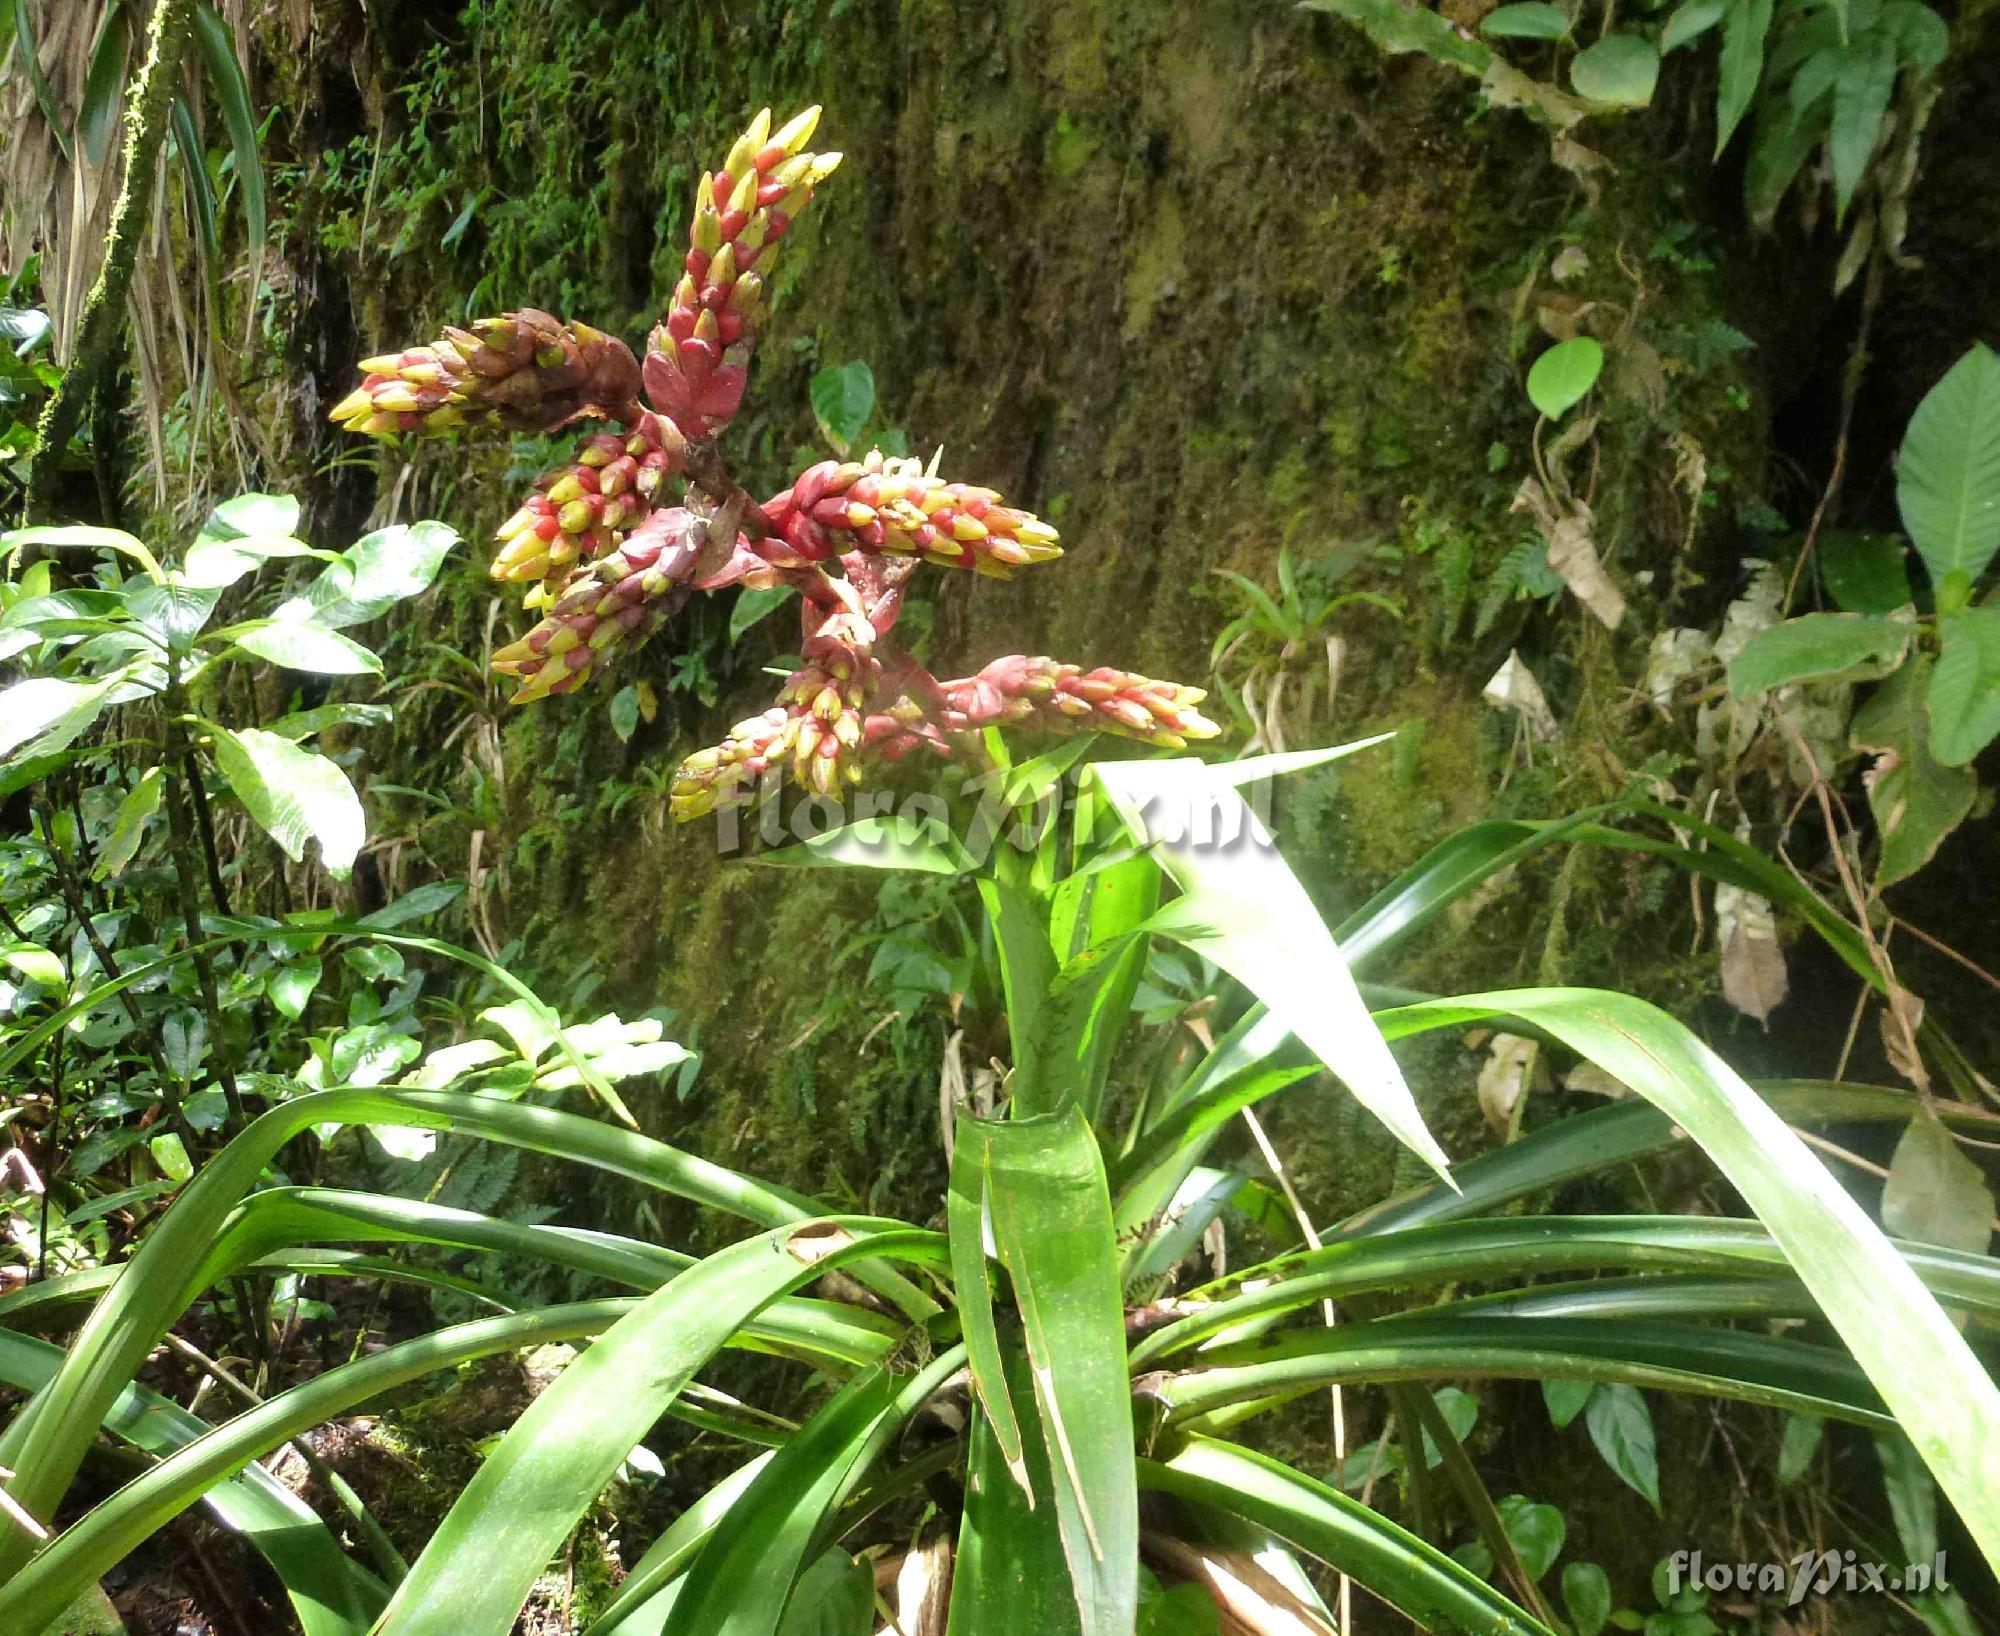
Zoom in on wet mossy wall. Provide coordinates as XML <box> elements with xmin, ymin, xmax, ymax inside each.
<box><xmin>208</xmin><ymin>0</ymin><xmax>2000</xmax><ymax>1604</ymax></box>
<box><xmin>267</xmin><ymin>0</ymin><xmax>1805</xmax><ymax>1244</ymax></box>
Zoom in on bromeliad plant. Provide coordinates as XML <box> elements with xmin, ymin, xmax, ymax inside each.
<box><xmin>6</xmin><ymin>737</ymin><xmax>2000</xmax><ymax>1634</ymax></box>
<box><xmin>7</xmin><ymin>105</ymin><xmax>2000</xmax><ymax>1636</ymax></box>
<box><xmin>328</xmin><ymin>106</ymin><xmax>1217</xmax><ymax>813</ymax></box>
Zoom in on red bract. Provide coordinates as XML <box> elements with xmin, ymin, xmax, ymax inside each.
<box><xmin>332</xmin><ymin>106</ymin><xmax>1218</xmax><ymax>818</ymax></box>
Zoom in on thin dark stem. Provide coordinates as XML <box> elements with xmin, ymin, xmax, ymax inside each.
<box><xmin>161</xmin><ymin>679</ymin><xmax>245</xmax><ymax>1128</ymax></box>
<box><xmin>23</xmin><ymin>0</ymin><xmax>198</xmax><ymax>521</ymax></box>
<box><xmin>34</xmin><ymin>791</ymin><xmax>178</xmax><ymax>1103</ymax></box>
<box><xmin>181</xmin><ymin>749</ymin><xmax>232</xmax><ymax>916</ymax></box>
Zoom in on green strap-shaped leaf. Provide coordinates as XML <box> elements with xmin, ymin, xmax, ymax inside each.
<box><xmin>947</xmin><ymin>1341</ymin><xmax>1084</xmax><ymax>1636</ymax></box>
<box><xmin>956</xmin><ymin>1109</ymin><xmax>1138</xmax><ymax>1634</ymax></box>
<box><xmin>1093</xmin><ymin>752</ymin><xmax>1451</xmax><ymax>1178</ymax></box>
<box><xmin>189</xmin><ymin>4</ymin><xmax>264</xmax><ymax>248</ymax></box>
<box><xmin>1140</xmin><ymin>1439</ymin><xmax>1552</xmax><ymax>1635</ymax></box>
<box><xmin>1368</xmin><ymin>987</ymin><xmax>2000</xmax><ymax>1561</ymax></box>
<box><xmin>0</xmin><ymin>1330</ymin><xmax>385</xmax><ymax>1636</ymax></box>
<box><xmin>1</xmin><ymin>1299</ymin><xmax>640</xmax><ymax>1631</ymax></box>
<box><xmin>371</xmin><ymin>1222</ymin><xmax>945</xmax><ymax>1635</ymax></box>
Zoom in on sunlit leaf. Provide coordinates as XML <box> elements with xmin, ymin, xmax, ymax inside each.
<box><xmin>210</xmin><ymin>726</ymin><xmax>365</xmax><ymax>878</ymax></box>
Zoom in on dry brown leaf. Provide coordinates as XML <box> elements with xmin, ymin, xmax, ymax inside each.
<box><xmin>1482</xmin><ymin>650</ymin><xmax>1559</xmax><ymax>742</ymax></box>
<box><xmin>1145</xmin><ymin>1535</ymin><xmax>1334</xmax><ymax>1636</ymax></box>
<box><xmin>1716</xmin><ymin>883</ymin><xmax>1788</xmax><ymax>1024</ymax></box>
<box><xmin>1476</xmin><ymin>1032</ymin><xmax>1540</xmax><ymax>1135</ymax></box>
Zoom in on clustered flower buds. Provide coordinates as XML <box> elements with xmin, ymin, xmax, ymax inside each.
<box><xmin>491</xmin><ymin>413</ymin><xmax>687</xmax><ymax>603</ymax></box>
<box><xmin>647</xmin><ymin>106</ymin><xmax>841</xmax><ymax>437</ymax></box>
<box><xmin>761</xmin><ymin>450</ymin><xmax>1061</xmax><ymax>577</ymax></box>
<box><xmin>938</xmin><ymin>656</ymin><xmax>1218</xmax><ymax>748</ymax></box>
<box><xmin>334</xmin><ymin>106</ymin><xmax>1219</xmax><ymax>824</ymax></box>
<box><xmin>330</xmin><ymin>310</ymin><xmax>641</xmax><ymax>438</ymax></box>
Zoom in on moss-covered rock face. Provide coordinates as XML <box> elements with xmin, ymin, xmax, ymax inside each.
<box><xmin>279</xmin><ymin>0</ymin><xmax>1787</xmax><ymax>1237</ymax></box>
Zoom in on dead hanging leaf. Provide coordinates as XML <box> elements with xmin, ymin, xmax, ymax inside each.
<box><xmin>1145</xmin><ymin>1534</ymin><xmax>1335</xmax><ymax>1636</ymax></box>
<box><xmin>1513</xmin><ymin>478</ymin><xmax>1626</xmax><ymax>630</ymax></box>
<box><xmin>1879</xmin><ymin>988</ymin><xmax>1927</xmax><ymax>1089</ymax></box>
<box><xmin>1833</xmin><ymin>201</ymin><xmax>1877</xmax><ymax>298</ymax></box>
<box><xmin>1535</xmin><ymin>291</ymin><xmax>1598</xmax><ymax>341</ymax></box>
<box><xmin>1644</xmin><ymin>627</ymin><xmax>1713</xmax><ymax>710</ymax></box>
<box><xmin>1550</xmin><ymin>131</ymin><xmax>1616</xmax><ymax>206</ymax></box>
<box><xmin>1550</xmin><ymin>245</ymin><xmax>1590</xmax><ymax>283</ymax></box>
<box><xmin>1882</xmin><ymin>1115</ymin><xmax>1994</xmax><ymax>1258</ymax></box>
<box><xmin>1476</xmin><ymin>1032</ymin><xmax>1540</xmax><ymax>1135</ymax></box>
<box><xmin>879</xmin><ymin>1534</ymin><xmax>953</xmax><ymax>1636</ymax></box>
<box><xmin>784</xmin><ymin>1221</ymin><xmax>859</xmax><ymax>1264</ymax></box>
<box><xmin>1564</xmin><ymin>1062</ymin><xmax>1629</xmax><ymax>1098</ymax></box>
<box><xmin>1715</xmin><ymin>882</ymin><xmax>1788</xmax><ymax>1024</ymax></box>
<box><xmin>1482</xmin><ymin>650</ymin><xmax>1559</xmax><ymax>742</ymax></box>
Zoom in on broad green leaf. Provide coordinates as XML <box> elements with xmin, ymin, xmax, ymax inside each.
<box><xmin>1882</xmin><ymin>0</ymin><xmax>1948</xmax><ymax>67</ymax></box>
<box><xmin>1715</xmin><ymin>0</ymin><xmax>1774</xmax><ymax>152</ymax></box>
<box><xmin>1526</xmin><ymin>338</ymin><xmax>1604</xmax><ymax>419</ymax></box>
<box><xmin>956</xmin><ymin>1109</ymin><xmax>1138</xmax><ymax>1634</ymax></box>
<box><xmin>1928</xmin><ymin>606</ymin><xmax>2000</xmax><ymax>766</ymax></box>
<box><xmin>263</xmin><ymin>701</ymin><xmax>393</xmax><ymax>741</ymax></box>
<box><xmin>0</xmin><ymin>524</ymin><xmax>160</xmax><ymax>580</ymax></box>
<box><xmin>1136</xmin><ymin>1570</ymin><xmax>1221</xmax><ymax>1635</ymax></box>
<box><xmin>1882</xmin><ymin>1115</ymin><xmax>1994</xmax><ymax>1257</ymax></box>
<box><xmin>1852</xmin><ymin>662</ymin><xmax>1976</xmax><ymax>885</ymax></box>
<box><xmin>1480</xmin><ymin>3</ymin><xmax>1570</xmax><ymax>38</ymax></box>
<box><xmin>222</xmin><ymin>618</ymin><xmax>383</xmax><ymax>675</ymax></box>
<box><xmin>0</xmin><ymin>941</ymin><xmax>64</xmax><ymax>987</ymax></box>
<box><xmin>268</xmin><ymin>958</ymin><xmax>322</xmax><ymax>1021</ymax></box>
<box><xmin>1818</xmin><ymin>530</ymin><xmax>1912</xmax><ymax>613</ymax></box>
<box><xmin>609</xmin><ymin>684</ymin><xmax>641</xmax><ymax>742</ymax></box>
<box><xmin>1562</xmin><ymin>1562</ymin><xmax>1612</xmax><ymax>1636</ymax></box>
<box><xmin>1898</xmin><ymin>343</ymin><xmax>2000</xmax><ymax>606</ymax></box>
<box><xmin>1299</xmin><ymin>0</ymin><xmax>1492</xmax><ymax>70</ymax></box>
<box><xmin>809</xmin><ymin>361</ymin><xmax>875</xmax><ymax>454</ymax></box>
<box><xmin>1364</xmin><ymin>987</ymin><xmax>2000</xmax><ymax>1564</ymax></box>
<box><xmin>190</xmin><ymin>4</ymin><xmax>265</xmax><ymax>249</ymax></box>
<box><xmin>148</xmin><ymin>1132</ymin><xmax>194</xmax><ymax>1183</ymax></box>
<box><xmin>299</xmin><ymin>520</ymin><xmax>460</xmax><ymax>628</ymax></box>
<box><xmin>1745</xmin><ymin>96</ymin><xmax>1828</xmax><ymax>226</ymax></box>
<box><xmin>0</xmin><ymin>673</ymin><xmax>123</xmax><ymax>762</ymax></box>
<box><xmin>1093</xmin><ymin>753</ymin><xmax>1452</xmax><ymax>1178</ymax></box>
<box><xmin>1542</xmin><ymin>1377</ymin><xmax>1594</xmax><ymax>1429</ymax></box>
<box><xmin>1454</xmin><ymin>1494</ymin><xmax>1564</xmax><ymax>1583</ymax></box>
<box><xmin>976</xmin><ymin>876</ymin><xmax>1061</xmax><ymax>1113</ymax></box>
<box><xmin>95</xmin><ymin>767</ymin><xmax>163</xmax><ymax>879</ymax></box>
<box><xmin>200</xmin><ymin>492</ymin><xmax>301</xmax><ymax>543</ymax></box>
<box><xmin>369</xmin><ymin>1221</ymin><xmax>942</xmax><ymax>1636</ymax></box>
<box><xmin>1661</xmin><ymin>0</ymin><xmax>1725</xmax><ymax>51</ymax></box>
<box><xmin>356</xmin><ymin>880</ymin><xmax>465</xmax><ymax>928</ymax></box>
<box><xmin>1778</xmin><ymin>1413</ymin><xmax>1824</xmax><ymax>1483</ymax></box>
<box><xmin>729</xmin><ymin>585</ymin><xmax>792</xmax><ymax>643</ymax></box>
<box><xmin>1584</xmin><ymin>1384</ymin><xmax>1661</xmax><ymax>1512</ymax></box>
<box><xmin>1829</xmin><ymin>34</ymin><xmax>1898</xmax><ymax>221</ymax></box>
<box><xmin>1725</xmin><ymin>610</ymin><xmax>1910</xmax><ymax>694</ymax></box>
<box><xmin>209</xmin><ymin>726</ymin><xmax>365</xmax><ymax>878</ymax></box>
<box><xmin>1569</xmin><ymin>35</ymin><xmax>1659</xmax><ymax>106</ymax></box>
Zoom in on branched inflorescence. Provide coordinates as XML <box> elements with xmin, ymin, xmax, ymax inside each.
<box><xmin>332</xmin><ymin>107</ymin><xmax>1217</xmax><ymax>820</ymax></box>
